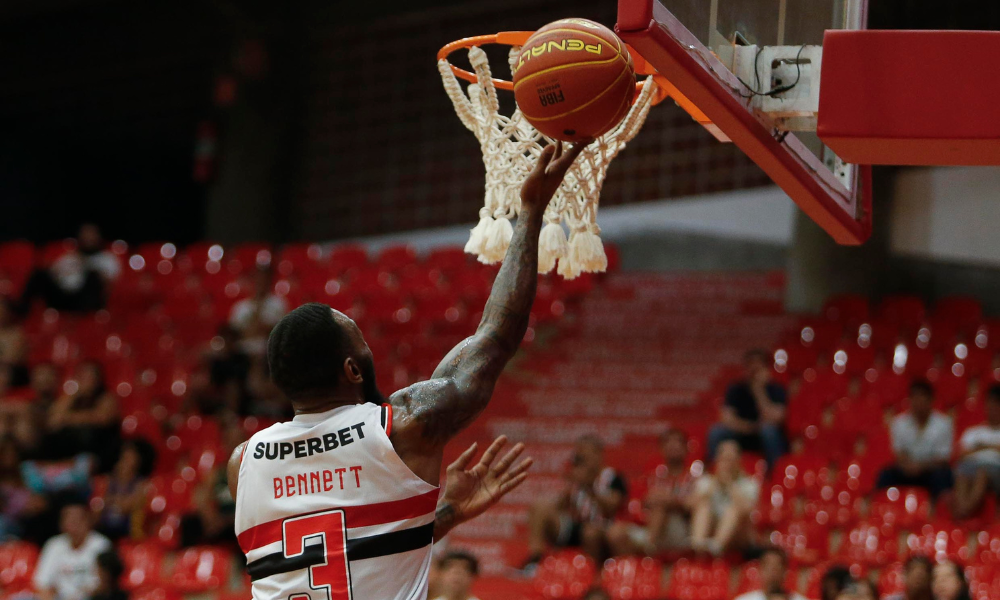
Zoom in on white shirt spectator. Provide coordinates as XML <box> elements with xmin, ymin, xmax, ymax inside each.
<box><xmin>229</xmin><ymin>295</ymin><xmax>289</xmax><ymax>333</ymax></box>
<box><xmin>734</xmin><ymin>592</ymin><xmax>808</xmax><ymax>600</ymax></box>
<box><xmin>960</xmin><ymin>424</ymin><xmax>1000</xmax><ymax>464</ymax></box>
<box><xmin>51</xmin><ymin>252</ymin><xmax>121</xmax><ymax>292</ymax></box>
<box><xmin>32</xmin><ymin>531</ymin><xmax>111</xmax><ymax>600</ymax></box>
<box><xmin>890</xmin><ymin>411</ymin><xmax>953</xmax><ymax>463</ymax></box>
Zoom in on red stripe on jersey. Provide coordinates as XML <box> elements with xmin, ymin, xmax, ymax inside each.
<box><xmin>237</xmin><ymin>488</ymin><xmax>439</xmax><ymax>553</ymax></box>
<box><xmin>383</xmin><ymin>403</ymin><xmax>393</xmax><ymax>436</ymax></box>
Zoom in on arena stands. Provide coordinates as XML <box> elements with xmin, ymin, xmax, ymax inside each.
<box><xmin>1</xmin><ymin>239</ymin><xmax>1000</xmax><ymax>599</ymax></box>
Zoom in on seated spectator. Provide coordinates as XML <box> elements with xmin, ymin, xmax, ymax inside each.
<box><xmin>821</xmin><ymin>566</ymin><xmax>854</xmax><ymax>600</ymax></box>
<box><xmin>931</xmin><ymin>560</ymin><xmax>970</xmax><ymax>600</ymax></box>
<box><xmin>17</xmin><ymin>224</ymin><xmax>120</xmax><ymax>313</ymax></box>
<box><xmin>1</xmin><ymin>363</ymin><xmax>62</xmax><ymax>458</ymax></box>
<box><xmin>734</xmin><ymin>547</ymin><xmax>807</xmax><ymax>600</ymax></box>
<box><xmin>179</xmin><ymin>415</ymin><xmax>245</xmax><ymax>547</ymax></box>
<box><xmin>877</xmin><ymin>381</ymin><xmax>954</xmax><ymax>498</ymax></box>
<box><xmin>88</xmin><ymin>550</ymin><xmax>127</xmax><ymax>600</ymax></box>
<box><xmin>192</xmin><ymin>325</ymin><xmax>252</xmax><ymax>415</ymax></box>
<box><xmin>884</xmin><ymin>555</ymin><xmax>933</xmax><ymax>600</ymax></box>
<box><xmin>431</xmin><ymin>551</ymin><xmax>480</xmax><ymax>600</ymax></box>
<box><xmin>33</xmin><ymin>503</ymin><xmax>112</xmax><ymax>600</ymax></box>
<box><xmin>707</xmin><ymin>349</ymin><xmax>787</xmax><ymax>470</ymax></box>
<box><xmin>690</xmin><ymin>439</ymin><xmax>760</xmax><ymax>556</ymax></box>
<box><xmin>0</xmin><ymin>437</ymin><xmax>48</xmax><ymax>541</ymax></box>
<box><xmin>229</xmin><ymin>266</ymin><xmax>288</xmax><ymax>356</ymax></box>
<box><xmin>526</xmin><ymin>435</ymin><xmax>628</xmax><ymax>566</ymax></box>
<box><xmin>952</xmin><ymin>385</ymin><xmax>1000</xmax><ymax>518</ymax></box>
<box><xmin>94</xmin><ymin>439</ymin><xmax>154</xmax><ymax>540</ymax></box>
<box><xmin>46</xmin><ymin>361</ymin><xmax>120</xmax><ymax>471</ymax></box>
<box><xmin>606</xmin><ymin>428</ymin><xmax>696</xmax><ymax>555</ymax></box>
<box><xmin>0</xmin><ymin>298</ymin><xmax>28</xmax><ymax>386</ymax></box>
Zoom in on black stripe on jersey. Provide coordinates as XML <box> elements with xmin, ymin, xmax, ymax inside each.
<box><xmin>246</xmin><ymin>522</ymin><xmax>434</xmax><ymax>581</ymax></box>
<box><xmin>380</xmin><ymin>405</ymin><xmax>387</xmax><ymax>430</ymax></box>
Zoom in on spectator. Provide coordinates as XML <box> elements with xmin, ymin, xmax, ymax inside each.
<box><xmin>877</xmin><ymin>381</ymin><xmax>954</xmax><ymax>498</ymax></box>
<box><xmin>690</xmin><ymin>439</ymin><xmax>759</xmax><ymax>556</ymax></box>
<box><xmin>821</xmin><ymin>566</ymin><xmax>854</xmax><ymax>600</ymax></box>
<box><xmin>229</xmin><ymin>266</ymin><xmax>288</xmax><ymax>356</ymax></box>
<box><xmin>431</xmin><ymin>551</ymin><xmax>480</xmax><ymax>600</ymax></box>
<box><xmin>179</xmin><ymin>414</ymin><xmax>244</xmax><ymax>547</ymax></box>
<box><xmin>931</xmin><ymin>560</ymin><xmax>970</xmax><ymax>600</ymax></box>
<box><xmin>835</xmin><ymin>579</ymin><xmax>880</xmax><ymax>600</ymax></box>
<box><xmin>88</xmin><ymin>550</ymin><xmax>127</xmax><ymax>600</ymax></box>
<box><xmin>606</xmin><ymin>428</ymin><xmax>696</xmax><ymax>555</ymax></box>
<box><xmin>885</xmin><ymin>556</ymin><xmax>934</xmax><ymax>600</ymax></box>
<box><xmin>582</xmin><ymin>589</ymin><xmax>612</xmax><ymax>600</ymax></box>
<box><xmin>707</xmin><ymin>349</ymin><xmax>787</xmax><ymax>470</ymax></box>
<box><xmin>46</xmin><ymin>361</ymin><xmax>120</xmax><ymax>471</ymax></box>
<box><xmin>952</xmin><ymin>385</ymin><xmax>1000</xmax><ymax>518</ymax></box>
<box><xmin>525</xmin><ymin>435</ymin><xmax>628</xmax><ymax>566</ymax></box>
<box><xmin>94</xmin><ymin>439</ymin><xmax>154</xmax><ymax>540</ymax></box>
<box><xmin>194</xmin><ymin>325</ymin><xmax>252</xmax><ymax>415</ymax></box>
<box><xmin>17</xmin><ymin>224</ymin><xmax>120</xmax><ymax>313</ymax></box>
<box><xmin>735</xmin><ymin>547</ymin><xmax>807</xmax><ymax>600</ymax></box>
<box><xmin>0</xmin><ymin>298</ymin><xmax>28</xmax><ymax>386</ymax></box>
<box><xmin>2</xmin><ymin>363</ymin><xmax>62</xmax><ymax>458</ymax></box>
<box><xmin>0</xmin><ymin>437</ymin><xmax>48</xmax><ymax>540</ymax></box>
<box><xmin>32</xmin><ymin>503</ymin><xmax>112</xmax><ymax>600</ymax></box>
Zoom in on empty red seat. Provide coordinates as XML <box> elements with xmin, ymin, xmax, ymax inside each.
<box><xmin>169</xmin><ymin>546</ymin><xmax>232</xmax><ymax>592</ymax></box>
<box><xmin>600</xmin><ymin>556</ymin><xmax>662</xmax><ymax>600</ymax></box>
<box><xmin>120</xmin><ymin>542</ymin><xmax>165</xmax><ymax>590</ymax></box>
<box><xmin>870</xmin><ymin>487</ymin><xmax>932</xmax><ymax>531</ymax></box>
<box><xmin>376</xmin><ymin>244</ymin><xmax>418</xmax><ymax>272</ymax></box>
<box><xmin>768</xmin><ymin>519</ymin><xmax>831</xmax><ymax>566</ymax></box>
<box><xmin>425</xmin><ymin>247</ymin><xmax>471</xmax><ymax>275</ymax></box>
<box><xmin>328</xmin><ymin>244</ymin><xmax>369</xmax><ymax>276</ymax></box>
<box><xmin>665</xmin><ymin>559</ymin><xmax>729</xmax><ymax>600</ymax></box>
<box><xmin>822</xmin><ymin>294</ymin><xmax>870</xmax><ymax>326</ymax></box>
<box><xmin>837</xmin><ymin>521</ymin><xmax>899</xmax><ymax>566</ymax></box>
<box><xmin>275</xmin><ymin>243</ymin><xmax>325</xmax><ymax>278</ymax></box>
<box><xmin>879</xmin><ymin>296</ymin><xmax>926</xmax><ymax>332</ymax></box>
<box><xmin>905</xmin><ymin>522</ymin><xmax>972</xmax><ymax>563</ymax></box>
<box><xmin>0</xmin><ymin>541</ymin><xmax>38</xmax><ymax>594</ymax></box>
<box><xmin>934</xmin><ymin>296</ymin><xmax>983</xmax><ymax>333</ymax></box>
<box><xmin>533</xmin><ymin>550</ymin><xmax>596</xmax><ymax>600</ymax></box>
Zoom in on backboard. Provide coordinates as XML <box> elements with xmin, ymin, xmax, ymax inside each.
<box><xmin>616</xmin><ymin>0</ymin><xmax>872</xmax><ymax>244</ymax></box>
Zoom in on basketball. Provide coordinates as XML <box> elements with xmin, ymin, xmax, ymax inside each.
<box><xmin>512</xmin><ymin>18</ymin><xmax>635</xmax><ymax>142</ymax></box>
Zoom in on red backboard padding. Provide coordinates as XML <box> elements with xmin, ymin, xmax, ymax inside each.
<box><xmin>818</xmin><ymin>30</ymin><xmax>1000</xmax><ymax>166</ymax></box>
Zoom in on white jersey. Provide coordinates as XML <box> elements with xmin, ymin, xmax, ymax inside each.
<box><xmin>236</xmin><ymin>403</ymin><xmax>439</xmax><ymax>600</ymax></box>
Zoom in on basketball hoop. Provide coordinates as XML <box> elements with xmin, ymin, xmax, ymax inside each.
<box><xmin>437</xmin><ymin>32</ymin><xmax>662</xmax><ymax>278</ymax></box>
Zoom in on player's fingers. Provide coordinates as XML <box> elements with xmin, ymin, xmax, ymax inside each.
<box><xmin>477</xmin><ymin>435</ymin><xmax>508</xmax><ymax>470</ymax></box>
<box><xmin>559</xmin><ymin>138</ymin><xmax>592</xmax><ymax>168</ymax></box>
<box><xmin>448</xmin><ymin>442</ymin><xmax>478</xmax><ymax>472</ymax></box>
<box><xmin>491</xmin><ymin>442</ymin><xmax>526</xmax><ymax>475</ymax></box>
<box><xmin>554</xmin><ymin>141</ymin><xmax>563</xmax><ymax>161</ymax></box>
<box><xmin>499</xmin><ymin>457</ymin><xmax>534</xmax><ymax>484</ymax></box>
<box><xmin>498</xmin><ymin>472</ymin><xmax>530</xmax><ymax>496</ymax></box>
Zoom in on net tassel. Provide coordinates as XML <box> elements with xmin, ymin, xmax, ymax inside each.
<box><xmin>480</xmin><ymin>215</ymin><xmax>513</xmax><ymax>264</ymax></box>
<box><xmin>568</xmin><ymin>225</ymin><xmax>608</xmax><ymax>274</ymax></box>
<box><xmin>538</xmin><ymin>220</ymin><xmax>568</xmax><ymax>274</ymax></box>
<box><xmin>464</xmin><ymin>207</ymin><xmax>493</xmax><ymax>256</ymax></box>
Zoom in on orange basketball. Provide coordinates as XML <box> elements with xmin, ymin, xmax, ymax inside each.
<box><xmin>512</xmin><ymin>18</ymin><xmax>635</xmax><ymax>142</ymax></box>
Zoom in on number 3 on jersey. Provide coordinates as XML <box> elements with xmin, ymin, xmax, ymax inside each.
<box><xmin>283</xmin><ymin>510</ymin><xmax>352</xmax><ymax>600</ymax></box>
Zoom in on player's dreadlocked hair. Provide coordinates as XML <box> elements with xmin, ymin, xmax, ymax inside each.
<box><xmin>267</xmin><ymin>303</ymin><xmax>353</xmax><ymax>401</ymax></box>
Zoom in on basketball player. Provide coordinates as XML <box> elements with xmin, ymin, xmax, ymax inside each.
<box><xmin>228</xmin><ymin>140</ymin><xmax>588</xmax><ymax>600</ymax></box>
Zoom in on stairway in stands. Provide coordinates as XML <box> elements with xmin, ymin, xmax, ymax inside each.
<box><xmin>446</xmin><ymin>271</ymin><xmax>796</xmax><ymax>596</ymax></box>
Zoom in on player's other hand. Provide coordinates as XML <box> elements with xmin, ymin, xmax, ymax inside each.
<box><xmin>520</xmin><ymin>140</ymin><xmax>592</xmax><ymax>212</ymax></box>
<box><xmin>441</xmin><ymin>435</ymin><xmax>533</xmax><ymax>523</ymax></box>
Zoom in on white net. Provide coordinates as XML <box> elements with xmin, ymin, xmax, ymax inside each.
<box><xmin>438</xmin><ymin>45</ymin><xmax>657</xmax><ymax>278</ymax></box>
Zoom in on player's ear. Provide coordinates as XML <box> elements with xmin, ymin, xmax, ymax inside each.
<box><xmin>343</xmin><ymin>357</ymin><xmax>363</xmax><ymax>384</ymax></box>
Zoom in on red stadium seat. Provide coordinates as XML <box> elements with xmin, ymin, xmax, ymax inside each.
<box><xmin>869</xmin><ymin>487</ymin><xmax>933</xmax><ymax>531</ymax></box>
<box><xmin>533</xmin><ymin>551</ymin><xmax>596</xmax><ymax>600</ymax></box>
<box><xmin>822</xmin><ymin>294</ymin><xmax>870</xmax><ymax>326</ymax></box>
<box><xmin>228</xmin><ymin>243</ymin><xmax>272</xmax><ymax>274</ymax></box>
<box><xmin>768</xmin><ymin>519</ymin><xmax>831</xmax><ymax>566</ymax></box>
<box><xmin>934</xmin><ymin>296</ymin><xmax>983</xmax><ymax>334</ymax></box>
<box><xmin>275</xmin><ymin>243</ymin><xmax>326</xmax><ymax>278</ymax></box>
<box><xmin>879</xmin><ymin>296</ymin><xmax>926</xmax><ymax>333</ymax></box>
<box><xmin>119</xmin><ymin>542</ymin><xmax>165</xmax><ymax>590</ymax></box>
<box><xmin>600</xmin><ymin>556</ymin><xmax>662</xmax><ymax>600</ymax></box>
<box><xmin>169</xmin><ymin>546</ymin><xmax>232</xmax><ymax>592</ymax></box>
<box><xmin>328</xmin><ymin>244</ymin><xmax>369</xmax><ymax>276</ymax></box>
<box><xmin>425</xmin><ymin>247</ymin><xmax>471</xmax><ymax>275</ymax></box>
<box><xmin>837</xmin><ymin>521</ymin><xmax>899</xmax><ymax>566</ymax></box>
<box><xmin>0</xmin><ymin>541</ymin><xmax>39</xmax><ymax>594</ymax></box>
<box><xmin>375</xmin><ymin>244</ymin><xmax>418</xmax><ymax>272</ymax></box>
<box><xmin>665</xmin><ymin>559</ymin><xmax>730</xmax><ymax>600</ymax></box>
<box><xmin>904</xmin><ymin>522</ymin><xmax>972</xmax><ymax>563</ymax></box>
<box><xmin>131</xmin><ymin>589</ymin><xmax>183</xmax><ymax>600</ymax></box>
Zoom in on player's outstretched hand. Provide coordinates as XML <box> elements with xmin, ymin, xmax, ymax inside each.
<box><xmin>441</xmin><ymin>435</ymin><xmax>533</xmax><ymax>524</ymax></box>
<box><xmin>520</xmin><ymin>140</ymin><xmax>592</xmax><ymax>212</ymax></box>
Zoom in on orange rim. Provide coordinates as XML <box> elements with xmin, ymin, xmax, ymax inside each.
<box><xmin>438</xmin><ymin>31</ymin><xmax>661</xmax><ymax>102</ymax></box>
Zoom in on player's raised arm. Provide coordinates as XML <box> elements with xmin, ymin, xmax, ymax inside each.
<box><xmin>390</xmin><ymin>141</ymin><xmax>587</xmax><ymax>449</ymax></box>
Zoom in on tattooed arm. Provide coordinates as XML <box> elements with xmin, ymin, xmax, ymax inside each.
<box><xmin>389</xmin><ymin>141</ymin><xmax>588</xmax><ymax>484</ymax></box>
